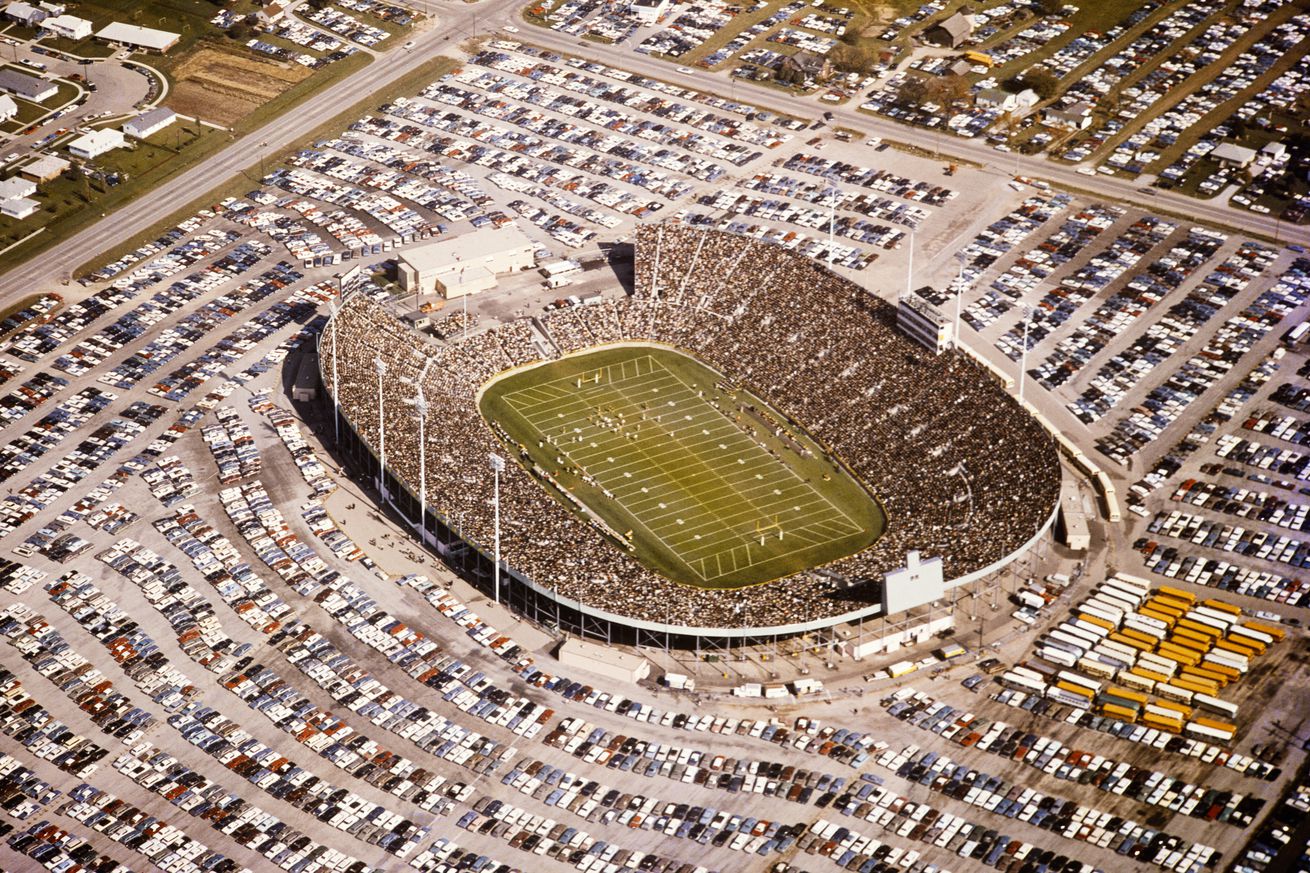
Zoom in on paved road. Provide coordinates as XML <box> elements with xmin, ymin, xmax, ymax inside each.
<box><xmin>2</xmin><ymin>0</ymin><xmax>1304</xmax><ymax>301</ymax></box>
<box><xmin>0</xmin><ymin>0</ymin><xmax>517</xmax><ymax>299</ymax></box>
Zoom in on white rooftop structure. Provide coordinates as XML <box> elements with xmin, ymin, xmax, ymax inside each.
<box><xmin>0</xmin><ymin>94</ymin><xmax>15</xmax><ymax>122</ymax></box>
<box><xmin>67</xmin><ymin>127</ymin><xmax>125</xmax><ymax>159</ymax></box>
<box><xmin>43</xmin><ymin>12</ymin><xmax>90</xmax><ymax>39</ymax></box>
<box><xmin>397</xmin><ymin>225</ymin><xmax>535</xmax><ymax>299</ymax></box>
<box><xmin>95</xmin><ymin>21</ymin><xmax>179</xmax><ymax>52</ymax></box>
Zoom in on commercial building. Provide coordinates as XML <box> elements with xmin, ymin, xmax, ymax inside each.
<box><xmin>123</xmin><ymin>106</ymin><xmax>177</xmax><ymax>140</ymax></box>
<box><xmin>396</xmin><ymin>225</ymin><xmax>535</xmax><ymax>299</ymax></box>
<box><xmin>557</xmin><ymin>638</ymin><xmax>650</xmax><ymax>684</ymax></box>
<box><xmin>21</xmin><ymin>153</ymin><xmax>69</xmax><ymax>181</ymax></box>
<box><xmin>1210</xmin><ymin>142</ymin><xmax>1257</xmax><ymax>169</ymax></box>
<box><xmin>67</xmin><ymin>128</ymin><xmax>125</xmax><ymax>159</ymax></box>
<box><xmin>95</xmin><ymin>22</ymin><xmax>179</xmax><ymax>53</ymax></box>
<box><xmin>0</xmin><ymin>68</ymin><xmax>58</xmax><ymax>103</ymax></box>
<box><xmin>43</xmin><ymin>12</ymin><xmax>90</xmax><ymax>39</ymax></box>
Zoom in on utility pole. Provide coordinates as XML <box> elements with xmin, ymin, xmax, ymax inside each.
<box><xmin>415</xmin><ymin>390</ymin><xmax>427</xmax><ymax>541</ymax></box>
<box><xmin>329</xmin><ymin>299</ymin><xmax>340</xmax><ymax>444</ymax></box>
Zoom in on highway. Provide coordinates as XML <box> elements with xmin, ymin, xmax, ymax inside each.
<box><xmin>0</xmin><ymin>0</ymin><xmax>1304</xmax><ymax>300</ymax></box>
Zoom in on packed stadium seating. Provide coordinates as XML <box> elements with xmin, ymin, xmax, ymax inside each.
<box><xmin>321</xmin><ymin>222</ymin><xmax>1060</xmax><ymax>631</ymax></box>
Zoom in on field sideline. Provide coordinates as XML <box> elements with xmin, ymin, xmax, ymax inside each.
<box><xmin>481</xmin><ymin>344</ymin><xmax>885</xmax><ymax>589</ymax></box>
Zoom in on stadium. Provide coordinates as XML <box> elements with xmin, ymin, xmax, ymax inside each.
<box><xmin>319</xmin><ymin>223</ymin><xmax>1062</xmax><ymax>644</ymax></box>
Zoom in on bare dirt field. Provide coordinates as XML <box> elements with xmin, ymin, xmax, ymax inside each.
<box><xmin>166</xmin><ymin>47</ymin><xmax>313</xmax><ymax>126</ymax></box>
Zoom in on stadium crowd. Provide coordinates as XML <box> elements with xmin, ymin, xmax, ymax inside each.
<box><xmin>321</xmin><ymin>223</ymin><xmax>1060</xmax><ymax>630</ymax></box>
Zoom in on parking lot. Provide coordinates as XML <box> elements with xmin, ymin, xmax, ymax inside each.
<box><xmin>0</xmin><ymin>27</ymin><xmax>1304</xmax><ymax>873</ymax></box>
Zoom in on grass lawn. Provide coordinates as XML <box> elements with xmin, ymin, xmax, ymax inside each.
<box><xmin>73</xmin><ymin>54</ymin><xmax>460</xmax><ymax>276</ymax></box>
<box><xmin>36</xmin><ymin>36</ymin><xmax>117</xmax><ymax>58</ymax></box>
<box><xmin>0</xmin><ymin>120</ymin><xmax>226</xmax><ymax>259</ymax></box>
<box><xmin>481</xmin><ymin>344</ymin><xmax>885</xmax><ymax>589</ymax></box>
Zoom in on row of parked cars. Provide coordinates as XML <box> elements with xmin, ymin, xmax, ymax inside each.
<box><xmin>6</xmin><ymin>819</ymin><xmax>129</xmax><ymax>873</ymax></box>
<box><xmin>0</xmin><ymin>666</ymin><xmax>108</xmax><ymax>780</ymax></box>
<box><xmin>98</xmin><ymin>259</ymin><xmax>304</xmax><ymax>393</ymax></box>
<box><xmin>875</xmin><ymin>745</ymin><xmax>1216</xmax><ymax>872</ymax></box>
<box><xmin>60</xmin><ymin>782</ymin><xmax>248</xmax><ymax>873</ymax></box>
<box><xmin>883</xmin><ymin>688</ymin><xmax>1264</xmax><ymax>826</ymax></box>
<box><xmin>0</xmin><ymin>388</ymin><xmax>117</xmax><ymax>536</ymax></box>
<box><xmin>1063</xmin><ymin>239</ymin><xmax>1273</xmax><ymax>423</ymax></box>
<box><xmin>113</xmin><ymin>742</ymin><xmax>377</xmax><ymax>873</ymax></box>
<box><xmin>1097</xmin><ymin>260</ymin><xmax>1310</xmax><ymax>465</ymax></box>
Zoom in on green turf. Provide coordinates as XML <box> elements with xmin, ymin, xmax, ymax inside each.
<box><xmin>480</xmin><ymin>344</ymin><xmax>885</xmax><ymax>590</ymax></box>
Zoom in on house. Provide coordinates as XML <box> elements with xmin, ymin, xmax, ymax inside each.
<box><xmin>0</xmin><ymin>68</ymin><xmax>58</xmax><ymax>102</ymax></box>
<box><xmin>0</xmin><ymin>196</ymin><xmax>38</xmax><ymax>219</ymax></box>
<box><xmin>1210</xmin><ymin>142</ymin><xmax>1256</xmax><ymax>169</ymax></box>
<box><xmin>3</xmin><ymin>1</ymin><xmax>46</xmax><ymax>27</ymax></box>
<box><xmin>0</xmin><ymin>177</ymin><xmax>37</xmax><ymax>200</ymax></box>
<box><xmin>629</xmin><ymin>0</ymin><xmax>669</xmax><ymax>25</ymax></box>
<box><xmin>945</xmin><ymin>58</ymin><xmax>972</xmax><ymax>77</ymax></box>
<box><xmin>123</xmin><ymin>106</ymin><xmax>177</xmax><ymax>140</ymax></box>
<box><xmin>1042</xmin><ymin>101</ymin><xmax>1093</xmax><ymax>130</ymax></box>
<box><xmin>976</xmin><ymin>87</ymin><xmax>1017</xmax><ymax>112</ymax></box>
<box><xmin>67</xmin><ymin>128</ymin><xmax>125</xmax><ymax>159</ymax></box>
<box><xmin>256</xmin><ymin>1</ymin><xmax>288</xmax><ymax>25</ymax></box>
<box><xmin>20</xmin><ymin>153</ymin><xmax>68</xmax><ymax>181</ymax></box>
<box><xmin>926</xmin><ymin>12</ymin><xmax>972</xmax><ymax>48</ymax></box>
<box><xmin>1260</xmin><ymin>141</ymin><xmax>1287</xmax><ymax>162</ymax></box>
<box><xmin>0</xmin><ymin>94</ymin><xmax>15</xmax><ymax>122</ymax></box>
<box><xmin>976</xmin><ymin>87</ymin><xmax>1039</xmax><ymax>114</ymax></box>
<box><xmin>37</xmin><ymin>1</ymin><xmax>65</xmax><ymax>13</ymax></box>
<box><xmin>95</xmin><ymin>22</ymin><xmax>179</xmax><ymax>53</ymax></box>
<box><xmin>777</xmin><ymin>50</ymin><xmax>832</xmax><ymax>83</ymax></box>
<box><xmin>42</xmin><ymin>12</ymin><xmax>90</xmax><ymax>39</ymax></box>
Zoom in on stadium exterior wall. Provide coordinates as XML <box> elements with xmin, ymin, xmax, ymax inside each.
<box><xmin>317</xmin><ymin>332</ymin><xmax>1057</xmax><ymax>640</ymax></box>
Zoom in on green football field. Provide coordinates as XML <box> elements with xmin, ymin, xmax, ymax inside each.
<box><xmin>479</xmin><ymin>345</ymin><xmax>885</xmax><ymax>589</ymax></box>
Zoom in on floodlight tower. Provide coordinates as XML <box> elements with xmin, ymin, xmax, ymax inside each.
<box><xmin>415</xmin><ymin>390</ymin><xmax>428</xmax><ymax>541</ymax></box>
<box><xmin>489</xmin><ymin>453</ymin><xmax>505</xmax><ymax>605</ymax></box>
<box><xmin>328</xmin><ymin>298</ymin><xmax>340</xmax><ymax>444</ymax></box>
<box><xmin>1018</xmin><ymin>305</ymin><xmax>1034</xmax><ymax>406</ymax></box>
<box><xmin>375</xmin><ymin>357</ymin><xmax>387</xmax><ymax>502</ymax></box>
<box><xmin>953</xmin><ymin>253</ymin><xmax>966</xmax><ymax>350</ymax></box>
<box><xmin>825</xmin><ymin>173</ymin><xmax>841</xmax><ymax>267</ymax></box>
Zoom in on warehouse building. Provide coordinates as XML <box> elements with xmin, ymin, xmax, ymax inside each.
<box><xmin>557</xmin><ymin>638</ymin><xmax>650</xmax><ymax>684</ymax></box>
<box><xmin>396</xmin><ymin>225</ymin><xmax>535</xmax><ymax>299</ymax></box>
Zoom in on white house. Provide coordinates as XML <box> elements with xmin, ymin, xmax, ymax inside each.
<box><xmin>0</xmin><ymin>94</ymin><xmax>16</xmax><ymax>123</ymax></box>
<box><xmin>0</xmin><ymin>177</ymin><xmax>37</xmax><ymax>200</ymax></box>
<box><xmin>0</xmin><ymin>197</ymin><xmax>38</xmax><ymax>219</ymax></box>
<box><xmin>628</xmin><ymin>0</ymin><xmax>669</xmax><ymax>25</ymax></box>
<box><xmin>1042</xmin><ymin>101</ymin><xmax>1093</xmax><ymax>130</ymax></box>
<box><xmin>43</xmin><ymin>12</ymin><xmax>91</xmax><ymax>39</ymax></box>
<box><xmin>3</xmin><ymin>1</ymin><xmax>46</xmax><ymax>27</ymax></box>
<box><xmin>1260</xmin><ymin>141</ymin><xmax>1287</xmax><ymax>162</ymax></box>
<box><xmin>123</xmin><ymin>106</ymin><xmax>176</xmax><ymax>140</ymax></box>
<box><xmin>256</xmin><ymin>1</ymin><xmax>289</xmax><ymax>25</ymax></box>
<box><xmin>68</xmin><ymin>128</ymin><xmax>125</xmax><ymax>159</ymax></box>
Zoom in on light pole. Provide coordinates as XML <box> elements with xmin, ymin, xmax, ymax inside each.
<box><xmin>415</xmin><ymin>391</ymin><xmax>428</xmax><ymax>542</ymax></box>
<box><xmin>953</xmin><ymin>253</ymin><xmax>965</xmax><ymax>350</ymax></box>
<box><xmin>825</xmin><ymin>175</ymin><xmax>840</xmax><ymax>267</ymax></box>
<box><xmin>329</xmin><ymin>299</ymin><xmax>340</xmax><ymax>444</ymax></box>
<box><xmin>1018</xmin><ymin>304</ymin><xmax>1033</xmax><ymax>406</ymax></box>
<box><xmin>489</xmin><ymin>453</ymin><xmax>505</xmax><ymax>605</ymax></box>
<box><xmin>375</xmin><ymin>357</ymin><xmax>387</xmax><ymax>502</ymax></box>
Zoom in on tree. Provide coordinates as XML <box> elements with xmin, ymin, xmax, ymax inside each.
<box><xmin>1021</xmin><ymin>69</ymin><xmax>1060</xmax><ymax>100</ymax></box>
<box><xmin>1035</xmin><ymin>0</ymin><xmax>1063</xmax><ymax>15</ymax></box>
<box><xmin>895</xmin><ymin>76</ymin><xmax>930</xmax><ymax>108</ymax></box>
